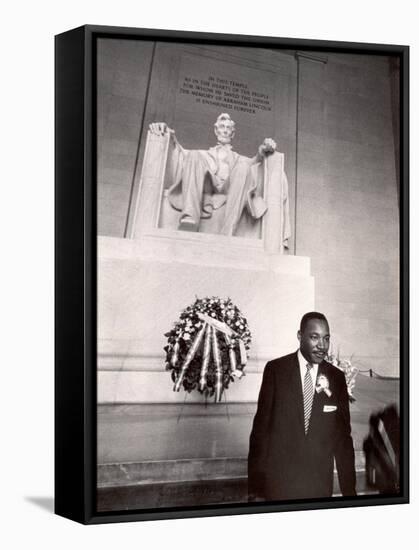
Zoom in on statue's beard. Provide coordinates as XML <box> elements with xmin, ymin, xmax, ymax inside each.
<box><xmin>216</xmin><ymin>136</ymin><xmax>232</xmax><ymax>145</ymax></box>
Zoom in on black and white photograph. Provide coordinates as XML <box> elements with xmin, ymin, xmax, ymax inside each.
<box><xmin>7</xmin><ymin>0</ymin><xmax>419</xmax><ymax>547</ymax></box>
<box><xmin>94</xmin><ymin>32</ymin><xmax>406</xmax><ymax>514</ymax></box>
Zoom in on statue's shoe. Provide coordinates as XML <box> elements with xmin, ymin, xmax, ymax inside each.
<box><xmin>179</xmin><ymin>216</ymin><xmax>199</xmax><ymax>232</ymax></box>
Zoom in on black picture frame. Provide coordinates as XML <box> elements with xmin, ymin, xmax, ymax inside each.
<box><xmin>55</xmin><ymin>24</ymin><xmax>409</xmax><ymax>524</ymax></box>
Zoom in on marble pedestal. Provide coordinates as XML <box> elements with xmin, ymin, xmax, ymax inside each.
<box><xmin>98</xmin><ymin>232</ymin><xmax>314</xmax><ymax>404</ymax></box>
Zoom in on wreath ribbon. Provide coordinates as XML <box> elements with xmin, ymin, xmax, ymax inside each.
<box><xmin>173</xmin><ymin>312</ymin><xmax>247</xmax><ymax>400</ymax></box>
<box><xmin>198</xmin><ymin>312</ymin><xmax>247</xmax><ymax>366</ymax></box>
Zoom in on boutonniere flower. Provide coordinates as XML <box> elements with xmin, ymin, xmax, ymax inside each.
<box><xmin>316</xmin><ymin>374</ymin><xmax>332</xmax><ymax>397</ymax></box>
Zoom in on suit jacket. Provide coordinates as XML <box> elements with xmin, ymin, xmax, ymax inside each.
<box><xmin>248</xmin><ymin>352</ymin><xmax>356</xmax><ymax>501</ymax></box>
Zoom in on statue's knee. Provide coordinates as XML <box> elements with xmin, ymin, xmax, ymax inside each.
<box><xmin>232</xmin><ymin>159</ymin><xmax>251</xmax><ymax>177</ymax></box>
<box><xmin>188</xmin><ymin>150</ymin><xmax>203</xmax><ymax>160</ymax></box>
<box><xmin>185</xmin><ymin>150</ymin><xmax>208</xmax><ymax>170</ymax></box>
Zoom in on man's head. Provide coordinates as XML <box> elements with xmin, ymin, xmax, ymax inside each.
<box><xmin>214</xmin><ymin>113</ymin><xmax>235</xmax><ymax>144</ymax></box>
<box><xmin>297</xmin><ymin>312</ymin><xmax>330</xmax><ymax>365</ymax></box>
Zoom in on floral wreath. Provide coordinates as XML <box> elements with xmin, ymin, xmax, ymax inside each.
<box><xmin>164</xmin><ymin>297</ymin><xmax>251</xmax><ymax>401</ymax></box>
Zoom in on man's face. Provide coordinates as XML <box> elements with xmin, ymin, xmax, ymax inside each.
<box><xmin>298</xmin><ymin>318</ymin><xmax>330</xmax><ymax>364</ymax></box>
<box><xmin>214</xmin><ymin>119</ymin><xmax>235</xmax><ymax>144</ymax></box>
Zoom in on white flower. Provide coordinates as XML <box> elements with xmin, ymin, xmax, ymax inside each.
<box><xmin>231</xmin><ymin>369</ymin><xmax>244</xmax><ymax>379</ymax></box>
<box><xmin>183</xmin><ymin>333</ymin><xmax>191</xmax><ymax>341</ymax></box>
<box><xmin>340</xmin><ymin>359</ymin><xmax>352</xmax><ymax>370</ymax></box>
<box><xmin>315</xmin><ymin>374</ymin><xmax>332</xmax><ymax>397</ymax></box>
<box><xmin>317</xmin><ymin>375</ymin><xmax>329</xmax><ymax>389</ymax></box>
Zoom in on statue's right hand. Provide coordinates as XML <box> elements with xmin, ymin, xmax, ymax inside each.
<box><xmin>149</xmin><ymin>122</ymin><xmax>173</xmax><ymax>136</ymax></box>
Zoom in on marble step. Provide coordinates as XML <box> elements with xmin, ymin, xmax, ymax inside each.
<box><xmin>97</xmin><ymin>469</ymin><xmax>375</xmax><ymax>512</ymax></box>
<box><xmin>98</xmin><ymin>452</ymin><xmax>366</xmax><ymax>488</ymax></box>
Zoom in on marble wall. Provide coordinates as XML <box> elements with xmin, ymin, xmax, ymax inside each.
<box><xmin>97</xmin><ymin>39</ymin><xmax>154</xmax><ymax>237</ymax></box>
<box><xmin>295</xmin><ymin>53</ymin><xmax>399</xmax><ymax>376</ymax></box>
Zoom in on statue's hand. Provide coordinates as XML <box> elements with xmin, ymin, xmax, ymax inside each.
<box><xmin>149</xmin><ymin>122</ymin><xmax>174</xmax><ymax>136</ymax></box>
<box><xmin>258</xmin><ymin>138</ymin><xmax>277</xmax><ymax>157</ymax></box>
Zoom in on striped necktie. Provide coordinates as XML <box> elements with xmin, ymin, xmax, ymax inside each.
<box><xmin>303</xmin><ymin>363</ymin><xmax>314</xmax><ymax>434</ymax></box>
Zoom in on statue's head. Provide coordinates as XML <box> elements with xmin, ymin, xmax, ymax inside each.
<box><xmin>214</xmin><ymin>113</ymin><xmax>235</xmax><ymax>145</ymax></box>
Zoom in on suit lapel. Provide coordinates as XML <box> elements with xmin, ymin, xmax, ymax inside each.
<box><xmin>289</xmin><ymin>352</ymin><xmax>305</xmax><ymax>434</ymax></box>
<box><xmin>308</xmin><ymin>361</ymin><xmax>327</xmax><ymax>433</ymax></box>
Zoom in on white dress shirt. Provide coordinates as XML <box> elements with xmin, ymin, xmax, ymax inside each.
<box><xmin>297</xmin><ymin>349</ymin><xmax>319</xmax><ymax>392</ymax></box>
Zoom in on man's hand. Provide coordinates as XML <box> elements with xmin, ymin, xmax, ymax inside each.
<box><xmin>258</xmin><ymin>138</ymin><xmax>277</xmax><ymax>157</ymax></box>
<box><xmin>149</xmin><ymin>122</ymin><xmax>174</xmax><ymax>136</ymax></box>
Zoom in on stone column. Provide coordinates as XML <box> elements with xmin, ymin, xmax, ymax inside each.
<box><xmin>294</xmin><ymin>51</ymin><xmax>328</xmax><ymax>256</ymax></box>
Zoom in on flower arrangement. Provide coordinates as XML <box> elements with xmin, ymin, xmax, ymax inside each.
<box><xmin>326</xmin><ymin>351</ymin><xmax>358</xmax><ymax>403</ymax></box>
<box><xmin>164</xmin><ymin>297</ymin><xmax>251</xmax><ymax>401</ymax></box>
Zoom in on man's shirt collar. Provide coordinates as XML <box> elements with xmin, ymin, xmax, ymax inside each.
<box><xmin>297</xmin><ymin>349</ymin><xmax>319</xmax><ymax>388</ymax></box>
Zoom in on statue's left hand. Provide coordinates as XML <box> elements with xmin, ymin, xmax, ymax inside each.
<box><xmin>258</xmin><ymin>138</ymin><xmax>277</xmax><ymax>156</ymax></box>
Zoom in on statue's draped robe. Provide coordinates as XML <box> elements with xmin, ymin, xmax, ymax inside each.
<box><xmin>165</xmin><ymin>139</ymin><xmax>291</xmax><ymax>249</ymax></box>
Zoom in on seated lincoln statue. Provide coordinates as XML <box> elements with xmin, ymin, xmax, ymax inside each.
<box><xmin>149</xmin><ymin>113</ymin><xmax>290</xmax><ymax>248</ymax></box>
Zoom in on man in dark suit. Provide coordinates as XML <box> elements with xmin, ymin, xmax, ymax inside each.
<box><xmin>248</xmin><ymin>312</ymin><xmax>356</xmax><ymax>501</ymax></box>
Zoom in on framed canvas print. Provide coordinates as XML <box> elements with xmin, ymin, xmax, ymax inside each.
<box><xmin>55</xmin><ymin>25</ymin><xmax>409</xmax><ymax>524</ymax></box>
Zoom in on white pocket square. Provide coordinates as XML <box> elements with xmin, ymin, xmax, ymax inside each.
<box><xmin>323</xmin><ymin>405</ymin><xmax>337</xmax><ymax>412</ymax></box>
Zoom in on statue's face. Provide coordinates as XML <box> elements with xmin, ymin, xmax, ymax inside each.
<box><xmin>214</xmin><ymin>119</ymin><xmax>235</xmax><ymax>144</ymax></box>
